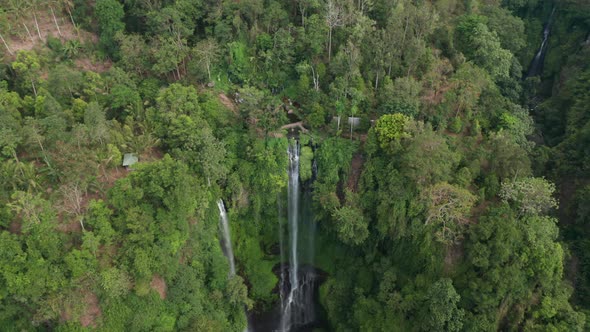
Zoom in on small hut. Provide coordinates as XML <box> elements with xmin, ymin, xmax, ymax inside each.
<box><xmin>122</xmin><ymin>153</ymin><xmax>138</xmax><ymax>169</ymax></box>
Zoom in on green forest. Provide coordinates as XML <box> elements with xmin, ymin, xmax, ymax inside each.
<box><xmin>0</xmin><ymin>0</ymin><xmax>589</xmax><ymax>330</ymax></box>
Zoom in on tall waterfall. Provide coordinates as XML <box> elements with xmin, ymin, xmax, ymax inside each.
<box><xmin>217</xmin><ymin>200</ymin><xmax>251</xmax><ymax>332</ymax></box>
<box><xmin>279</xmin><ymin>140</ymin><xmax>317</xmax><ymax>331</ymax></box>
<box><xmin>527</xmin><ymin>7</ymin><xmax>556</xmax><ymax>77</ymax></box>
<box><xmin>217</xmin><ymin>199</ymin><xmax>236</xmax><ymax>276</ymax></box>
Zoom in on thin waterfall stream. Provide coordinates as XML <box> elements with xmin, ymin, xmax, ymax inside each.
<box><xmin>527</xmin><ymin>7</ymin><xmax>556</xmax><ymax>77</ymax></box>
<box><xmin>217</xmin><ymin>199</ymin><xmax>236</xmax><ymax>276</ymax></box>
<box><xmin>217</xmin><ymin>199</ymin><xmax>251</xmax><ymax>332</ymax></box>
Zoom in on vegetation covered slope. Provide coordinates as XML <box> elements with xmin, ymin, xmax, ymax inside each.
<box><xmin>0</xmin><ymin>0</ymin><xmax>588</xmax><ymax>330</ymax></box>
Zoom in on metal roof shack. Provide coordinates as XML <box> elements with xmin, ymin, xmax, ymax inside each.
<box><xmin>122</xmin><ymin>153</ymin><xmax>138</xmax><ymax>169</ymax></box>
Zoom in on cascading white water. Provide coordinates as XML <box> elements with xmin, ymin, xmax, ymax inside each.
<box><xmin>278</xmin><ymin>140</ymin><xmax>318</xmax><ymax>332</ymax></box>
<box><xmin>217</xmin><ymin>199</ymin><xmax>236</xmax><ymax>276</ymax></box>
<box><xmin>281</xmin><ymin>141</ymin><xmax>300</xmax><ymax>331</ymax></box>
<box><xmin>278</xmin><ymin>194</ymin><xmax>286</xmax><ymax>317</ymax></box>
<box><xmin>527</xmin><ymin>7</ymin><xmax>556</xmax><ymax>77</ymax></box>
<box><xmin>217</xmin><ymin>200</ymin><xmax>251</xmax><ymax>332</ymax></box>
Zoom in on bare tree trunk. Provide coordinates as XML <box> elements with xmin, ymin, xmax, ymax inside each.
<box><xmin>12</xmin><ymin>152</ymin><xmax>24</xmax><ymax>177</ymax></box>
<box><xmin>328</xmin><ymin>27</ymin><xmax>332</xmax><ymax>61</ymax></box>
<box><xmin>0</xmin><ymin>34</ymin><xmax>13</xmax><ymax>55</ymax></box>
<box><xmin>301</xmin><ymin>9</ymin><xmax>305</xmax><ymax>26</ymax></box>
<box><xmin>66</xmin><ymin>7</ymin><xmax>76</xmax><ymax>27</ymax></box>
<box><xmin>36</xmin><ymin>137</ymin><xmax>51</xmax><ymax>169</ymax></box>
<box><xmin>375</xmin><ymin>72</ymin><xmax>379</xmax><ymax>90</ymax></box>
<box><xmin>23</xmin><ymin>23</ymin><xmax>35</xmax><ymax>42</ymax></box>
<box><xmin>33</xmin><ymin>12</ymin><xmax>42</xmax><ymax>39</ymax></box>
<box><xmin>50</xmin><ymin>7</ymin><xmax>62</xmax><ymax>37</ymax></box>
<box><xmin>12</xmin><ymin>151</ymin><xmax>20</xmax><ymax>164</ymax></box>
<box><xmin>299</xmin><ymin>2</ymin><xmax>306</xmax><ymax>26</ymax></box>
<box><xmin>31</xmin><ymin>80</ymin><xmax>37</xmax><ymax>97</ymax></box>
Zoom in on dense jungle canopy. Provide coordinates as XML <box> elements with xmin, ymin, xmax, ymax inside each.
<box><xmin>0</xmin><ymin>0</ymin><xmax>589</xmax><ymax>330</ymax></box>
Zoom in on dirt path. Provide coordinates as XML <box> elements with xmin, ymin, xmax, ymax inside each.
<box><xmin>347</xmin><ymin>153</ymin><xmax>364</xmax><ymax>192</ymax></box>
<box><xmin>219</xmin><ymin>93</ymin><xmax>238</xmax><ymax>114</ymax></box>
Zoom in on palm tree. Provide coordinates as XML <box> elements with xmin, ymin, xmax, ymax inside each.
<box><xmin>0</xmin><ymin>160</ymin><xmax>42</xmax><ymax>194</ymax></box>
<box><xmin>63</xmin><ymin>39</ymin><xmax>82</xmax><ymax>59</ymax></box>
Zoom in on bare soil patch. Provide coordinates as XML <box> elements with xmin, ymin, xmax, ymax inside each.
<box><xmin>140</xmin><ymin>147</ymin><xmax>164</xmax><ymax>163</ymax></box>
<box><xmin>8</xmin><ymin>220</ymin><xmax>22</xmax><ymax>234</ymax></box>
<box><xmin>219</xmin><ymin>93</ymin><xmax>238</xmax><ymax>114</ymax></box>
<box><xmin>75</xmin><ymin>57</ymin><xmax>112</xmax><ymax>73</ymax></box>
<box><xmin>5</xmin><ymin>11</ymin><xmax>93</xmax><ymax>54</ymax></box>
<box><xmin>443</xmin><ymin>243</ymin><xmax>464</xmax><ymax>275</ymax></box>
<box><xmin>347</xmin><ymin>153</ymin><xmax>364</xmax><ymax>193</ymax></box>
<box><xmin>80</xmin><ymin>292</ymin><xmax>101</xmax><ymax>328</ymax></box>
<box><xmin>150</xmin><ymin>275</ymin><xmax>167</xmax><ymax>299</ymax></box>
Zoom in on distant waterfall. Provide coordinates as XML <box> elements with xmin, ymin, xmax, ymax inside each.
<box><xmin>217</xmin><ymin>200</ymin><xmax>252</xmax><ymax>332</ymax></box>
<box><xmin>527</xmin><ymin>7</ymin><xmax>556</xmax><ymax>77</ymax></box>
<box><xmin>217</xmin><ymin>199</ymin><xmax>236</xmax><ymax>276</ymax></box>
<box><xmin>279</xmin><ymin>140</ymin><xmax>317</xmax><ymax>331</ymax></box>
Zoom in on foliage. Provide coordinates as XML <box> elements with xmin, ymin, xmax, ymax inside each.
<box><xmin>374</xmin><ymin>113</ymin><xmax>411</xmax><ymax>149</ymax></box>
<box><xmin>422</xmin><ymin>182</ymin><xmax>477</xmax><ymax>244</ymax></box>
<box><xmin>95</xmin><ymin>0</ymin><xmax>125</xmax><ymax>56</ymax></box>
<box><xmin>500</xmin><ymin>177</ymin><xmax>558</xmax><ymax>216</ymax></box>
<box><xmin>419</xmin><ymin>279</ymin><xmax>465</xmax><ymax>332</ymax></box>
<box><xmin>331</xmin><ymin>190</ymin><xmax>368</xmax><ymax>246</ymax></box>
<box><xmin>0</xmin><ymin>0</ymin><xmax>586</xmax><ymax>330</ymax></box>
<box><xmin>456</xmin><ymin>15</ymin><xmax>513</xmax><ymax>80</ymax></box>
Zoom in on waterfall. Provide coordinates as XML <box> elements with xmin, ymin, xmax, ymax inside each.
<box><xmin>527</xmin><ymin>7</ymin><xmax>556</xmax><ymax>77</ymax></box>
<box><xmin>217</xmin><ymin>200</ymin><xmax>252</xmax><ymax>332</ymax></box>
<box><xmin>281</xmin><ymin>140</ymin><xmax>300</xmax><ymax>332</ymax></box>
<box><xmin>279</xmin><ymin>140</ymin><xmax>317</xmax><ymax>332</ymax></box>
<box><xmin>217</xmin><ymin>199</ymin><xmax>236</xmax><ymax>276</ymax></box>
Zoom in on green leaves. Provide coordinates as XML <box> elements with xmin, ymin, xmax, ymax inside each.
<box><xmin>95</xmin><ymin>0</ymin><xmax>125</xmax><ymax>55</ymax></box>
<box><xmin>422</xmin><ymin>182</ymin><xmax>476</xmax><ymax>244</ymax></box>
<box><xmin>332</xmin><ymin>190</ymin><xmax>368</xmax><ymax>246</ymax></box>
<box><xmin>299</xmin><ymin>145</ymin><xmax>314</xmax><ymax>182</ymax></box>
<box><xmin>419</xmin><ymin>279</ymin><xmax>464</xmax><ymax>332</ymax></box>
<box><xmin>456</xmin><ymin>15</ymin><xmax>513</xmax><ymax>80</ymax></box>
<box><xmin>332</xmin><ymin>205</ymin><xmax>368</xmax><ymax>246</ymax></box>
<box><xmin>374</xmin><ymin>113</ymin><xmax>411</xmax><ymax>149</ymax></box>
<box><xmin>101</xmin><ymin>268</ymin><xmax>132</xmax><ymax>298</ymax></box>
<box><xmin>11</xmin><ymin>50</ymin><xmax>41</xmax><ymax>96</ymax></box>
<box><xmin>500</xmin><ymin>177</ymin><xmax>558</xmax><ymax>216</ymax></box>
<box><xmin>460</xmin><ymin>205</ymin><xmax>574</xmax><ymax>330</ymax></box>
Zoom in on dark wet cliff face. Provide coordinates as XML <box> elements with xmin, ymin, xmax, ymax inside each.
<box><xmin>250</xmin><ymin>264</ymin><xmax>328</xmax><ymax>332</ymax></box>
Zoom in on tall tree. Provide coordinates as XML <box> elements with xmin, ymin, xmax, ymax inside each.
<box><xmin>95</xmin><ymin>0</ymin><xmax>125</xmax><ymax>56</ymax></box>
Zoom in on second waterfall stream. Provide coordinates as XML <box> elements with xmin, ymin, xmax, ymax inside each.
<box><xmin>217</xmin><ymin>199</ymin><xmax>251</xmax><ymax>332</ymax></box>
<box><xmin>217</xmin><ymin>199</ymin><xmax>236</xmax><ymax>277</ymax></box>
